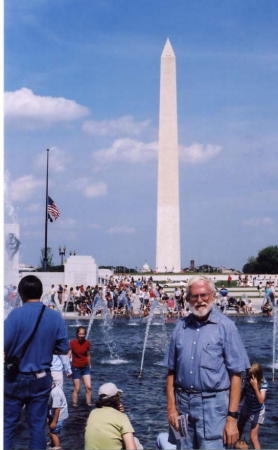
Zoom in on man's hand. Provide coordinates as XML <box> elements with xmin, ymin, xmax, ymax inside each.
<box><xmin>223</xmin><ymin>416</ymin><xmax>239</xmax><ymax>447</ymax></box>
<box><xmin>167</xmin><ymin>407</ymin><xmax>180</xmax><ymax>431</ymax></box>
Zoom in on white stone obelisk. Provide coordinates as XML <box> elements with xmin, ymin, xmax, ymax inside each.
<box><xmin>156</xmin><ymin>39</ymin><xmax>181</xmax><ymax>273</ymax></box>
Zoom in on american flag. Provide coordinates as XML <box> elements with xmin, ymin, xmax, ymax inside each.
<box><xmin>48</xmin><ymin>196</ymin><xmax>60</xmax><ymax>222</ymax></box>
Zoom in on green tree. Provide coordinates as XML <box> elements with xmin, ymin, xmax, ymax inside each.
<box><xmin>256</xmin><ymin>246</ymin><xmax>278</xmax><ymax>274</ymax></box>
<box><xmin>114</xmin><ymin>266</ymin><xmax>136</xmax><ymax>274</ymax></box>
<box><xmin>198</xmin><ymin>264</ymin><xmax>214</xmax><ymax>273</ymax></box>
<box><xmin>242</xmin><ymin>256</ymin><xmax>259</xmax><ymax>274</ymax></box>
<box><xmin>243</xmin><ymin>246</ymin><xmax>278</xmax><ymax>274</ymax></box>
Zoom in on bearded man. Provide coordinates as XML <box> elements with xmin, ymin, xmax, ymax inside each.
<box><xmin>166</xmin><ymin>276</ymin><xmax>250</xmax><ymax>449</ymax></box>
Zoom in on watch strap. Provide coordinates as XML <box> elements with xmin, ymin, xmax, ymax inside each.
<box><xmin>227</xmin><ymin>411</ymin><xmax>239</xmax><ymax>419</ymax></box>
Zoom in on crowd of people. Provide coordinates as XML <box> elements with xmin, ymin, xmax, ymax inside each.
<box><xmin>4</xmin><ymin>274</ymin><xmax>272</xmax><ymax>449</ymax></box>
<box><xmin>236</xmin><ymin>274</ymin><xmax>278</xmax><ymax>288</ymax></box>
<box><xmin>47</xmin><ymin>277</ymin><xmax>189</xmax><ymax>319</ymax></box>
<box><xmin>45</xmin><ymin>274</ymin><xmax>277</xmax><ymax>319</ymax></box>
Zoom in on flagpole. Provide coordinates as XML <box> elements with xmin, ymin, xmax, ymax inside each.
<box><xmin>43</xmin><ymin>148</ymin><xmax>50</xmax><ymax>271</ymax></box>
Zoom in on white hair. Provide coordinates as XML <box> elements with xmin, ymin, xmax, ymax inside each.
<box><xmin>186</xmin><ymin>276</ymin><xmax>216</xmax><ymax>300</ymax></box>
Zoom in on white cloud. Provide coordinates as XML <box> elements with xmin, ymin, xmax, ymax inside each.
<box><xmin>180</xmin><ymin>142</ymin><xmax>223</xmax><ymax>164</ymax></box>
<box><xmin>242</xmin><ymin>217</ymin><xmax>274</xmax><ymax>227</ymax></box>
<box><xmin>8</xmin><ymin>175</ymin><xmax>44</xmax><ymax>202</ymax></box>
<box><xmin>5</xmin><ymin>87</ymin><xmax>90</xmax><ymax>128</ymax></box>
<box><xmin>93</xmin><ymin>138</ymin><xmax>157</xmax><ymax>164</ymax></box>
<box><xmin>72</xmin><ymin>177</ymin><xmax>108</xmax><ymax>198</ymax></box>
<box><xmin>92</xmin><ymin>139</ymin><xmax>222</xmax><ymax>165</ymax></box>
<box><xmin>34</xmin><ymin>147</ymin><xmax>71</xmax><ymax>172</ymax></box>
<box><xmin>107</xmin><ymin>226</ymin><xmax>136</xmax><ymax>234</ymax></box>
<box><xmin>84</xmin><ymin>182</ymin><xmax>107</xmax><ymax>198</ymax></box>
<box><xmin>82</xmin><ymin>115</ymin><xmax>150</xmax><ymax>137</ymax></box>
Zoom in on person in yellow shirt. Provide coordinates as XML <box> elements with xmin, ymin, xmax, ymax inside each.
<box><xmin>85</xmin><ymin>382</ymin><xmax>141</xmax><ymax>450</ymax></box>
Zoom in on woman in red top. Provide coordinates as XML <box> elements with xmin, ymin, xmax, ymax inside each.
<box><xmin>69</xmin><ymin>326</ymin><xmax>92</xmax><ymax>407</ymax></box>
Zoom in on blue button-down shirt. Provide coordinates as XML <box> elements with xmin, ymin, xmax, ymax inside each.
<box><xmin>167</xmin><ymin>306</ymin><xmax>250</xmax><ymax>392</ymax></box>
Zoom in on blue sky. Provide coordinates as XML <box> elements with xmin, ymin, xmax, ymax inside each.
<box><xmin>4</xmin><ymin>0</ymin><xmax>278</xmax><ymax>270</ymax></box>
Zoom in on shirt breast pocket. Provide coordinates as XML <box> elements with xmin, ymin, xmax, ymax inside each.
<box><xmin>200</xmin><ymin>343</ymin><xmax>223</xmax><ymax>371</ymax></box>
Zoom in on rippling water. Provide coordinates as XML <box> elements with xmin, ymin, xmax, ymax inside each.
<box><xmin>14</xmin><ymin>316</ymin><xmax>278</xmax><ymax>449</ymax></box>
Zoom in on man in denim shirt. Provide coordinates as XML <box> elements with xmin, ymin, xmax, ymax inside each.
<box><xmin>166</xmin><ymin>276</ymin><xmax>250</xmax><ymax>449</ymax></box>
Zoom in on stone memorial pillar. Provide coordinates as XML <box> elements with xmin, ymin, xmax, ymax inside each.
<box><xmin>5</xmin><ymin>223</ymin><xmax>20</xmax><ymax>287</ymax></box>
<box><xmin>64</xmin><ymin>255</ymin><xmax>98</xmax><ymax>287</ymax></box>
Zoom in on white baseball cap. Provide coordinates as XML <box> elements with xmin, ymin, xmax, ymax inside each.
<box><xmin>98</xmin><ymin>382</ymin><xmax>123</xmax><ymax>398</ymax></box>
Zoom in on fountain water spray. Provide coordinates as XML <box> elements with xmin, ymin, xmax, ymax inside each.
<box><xmin>86</xmin><ymin>295</ymin><xmax>120</xmax><ymax>362</ymax></box>
<box><xmin>138</xmin><ymin>298</ymin><xmax>166</xmax><ymax>378</ymax></box>
<box><xmin>101</xmin><ymin>304</ymin><xmax>120</xmax><ymax>361</ymax></box>
<box><xmin>86</xmin><ymin>295</ymin><xmax>104</xmax><ymax>339</ymax></box>
<box><xmin>42</xmin><ymin>291</ymin><xmax>63</xmax><ymax>312</ymax></box>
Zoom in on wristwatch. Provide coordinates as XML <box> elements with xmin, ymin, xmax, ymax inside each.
<box><xmin>227</xmin><ymin>411</ymin><xmax>239</xmax><ymax>419</ymax></box>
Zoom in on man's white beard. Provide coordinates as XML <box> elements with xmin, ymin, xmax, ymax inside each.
<box><xmin>189</xmin><ymin>303</ymin><xmax>213</xmax><ymax>318</ymax></box>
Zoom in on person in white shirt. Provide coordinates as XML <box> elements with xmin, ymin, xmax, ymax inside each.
<box><xmin>51</xmin><ymin>354</ymin><xmax>72</xmax><ymax>388</ymax></box>
<box><xmin>48</xmin><ymin>381</ymin><xmax>69</xmax><ymax>449</ymax></box>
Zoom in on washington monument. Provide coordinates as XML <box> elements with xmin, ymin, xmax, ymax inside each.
<box><xmin>156</xmin><ymin>39</ymin><xmax>181</xmax><ymax>273</ymax></box>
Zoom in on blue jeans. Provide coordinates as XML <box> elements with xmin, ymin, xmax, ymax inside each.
<box><xmin>175</xmin><ymin>390</ymin><xmax>229</xmax><ymax>449</ymax></box>
<box><xmin>4</xmin><ymin>371</ymin><xmax>52</xmax><ymax>450</ymax></box>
